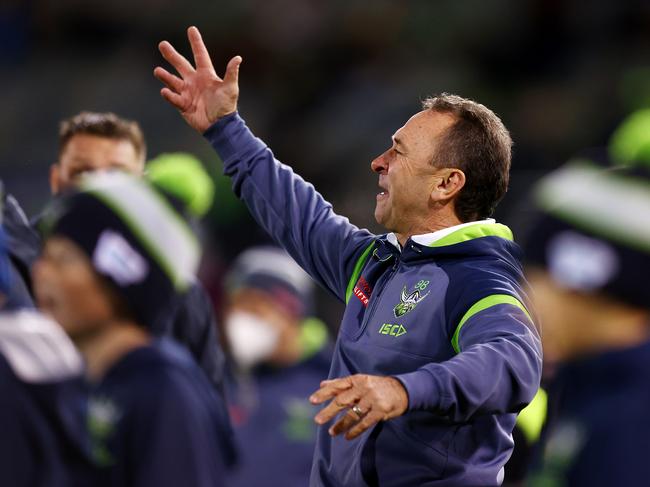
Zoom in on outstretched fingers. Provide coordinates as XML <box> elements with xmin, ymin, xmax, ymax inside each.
<box><xmin>328</xmin><ymin>396</ymin><xmax>373</xmax><ymax>436</ymax></box>
<box><xmin>344</xmin><ymin>411</ymin><xmax>381</xmax><ymax>440</ymax></box>
<box><xmin>158</xmin><ymin>40</ymin><xmax>195</xmax><ymax>78</ymax></box>
<box><xmin>160</xmin><ymin>88</ymin><xmax>186</xmax><ymax>111</ymax></box>
<box><xmin>187</xmin><ymin>26</ymin><xmax>215</xmax><ymax>72</ymax></box>
<box><xmin>314</xmin><ymin>386</ymin><xmax>360</xmax><ymax>425</ymax></box>
<box><xmin>310</xmin><ymin>377</ymin><xmax>352</xmax><ymax>405</ymax></box>
<box><xmin>223</xmin><ymin>55</ymin><xmax>243</xmax><ymax>85</ymax></box>
<box><xmin>153</xmin><ymin>67</ymin><xmax>184</xmax><ymax>93</ymax></box>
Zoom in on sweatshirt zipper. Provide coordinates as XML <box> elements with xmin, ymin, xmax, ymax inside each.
<box><xmin>354</xmin><ymin>255</ymin><xmax>400</xmax><ymax>339</ymax></box>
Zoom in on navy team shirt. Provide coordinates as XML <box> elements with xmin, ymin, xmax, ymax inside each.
<box><xmin>226</xmin><ymin>348</ymin><xmax>332</xmax><ymax>487</ymax></box>
<box><xmin>86</xmin><ymin>338</ymin><xmax>230</xmax><ymax>487</ymax></box>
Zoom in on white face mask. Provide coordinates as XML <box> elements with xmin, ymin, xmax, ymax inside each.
<box><xmin>225</xmin><ymin>311</ymin><xmax>280</xmax><ymax>369</ymax></box>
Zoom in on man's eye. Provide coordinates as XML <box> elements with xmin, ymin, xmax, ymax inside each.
<box><xmin>69</xmin><ymin>170</ymin><xmax>89</xmax><ymax>181</ymax></box>
<box><xmin>49</xmin><ymin>250</ymin><xmax>80</xmax><ymax>266</ymax></box>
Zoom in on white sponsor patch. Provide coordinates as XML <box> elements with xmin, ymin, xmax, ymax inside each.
<box><xmin>82</xmin><ymin>172</ymin><xmax>199</xmax><ymax>290</ymax></box>
<box><xmin>93</xmin><ymin>230</ymin><xmax>148</xmax><ymax>286</ymax></box>
<box><xmin>547</xmin><ymin>230</ymin><xmax>619</xmax><ymax>291</ymax></box>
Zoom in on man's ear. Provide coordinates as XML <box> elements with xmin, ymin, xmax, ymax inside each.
<box><xmin>49</xmin><ymin>164</ymin><xmax>61</xmax><ymax>195</ymax></box>
<box><xmin>431</xmin><ymin>168</ymin><xmax>466</xmax><ymax>202</ymax></box>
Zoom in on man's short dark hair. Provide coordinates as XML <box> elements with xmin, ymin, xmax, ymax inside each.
<box><xmin>58</xmin><ymin>111</ymin><xmax>146</xmax><ymax>163</ymax></box>
<box><xmin>423</xmin><ymin>94</ymin><xmax>512</xmax><ymax>222</ymax></box>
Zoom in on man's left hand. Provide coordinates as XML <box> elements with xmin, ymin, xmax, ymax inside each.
<box><xmin>309</xmin><ymin>374</ymin><xmax>408</xmax><ymax>440</ymax></box>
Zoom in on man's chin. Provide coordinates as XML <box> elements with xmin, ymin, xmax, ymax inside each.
<box><xmin>373</xmin><ymin>210</ymin><xmax>393</xmax><ymax>232</ymax></box>
<box><xmin>373</xmin><ymin>208</ymin><xmax>384</xmax><ymax>227</ymax></box>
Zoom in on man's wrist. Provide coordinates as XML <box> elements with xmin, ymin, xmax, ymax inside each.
<box><xmin>387</xmin><ymin>376</ymin><xmax>410</xmax><ymax>415</ymax></box>
<box><xmin>393</xmin><ymin>367</ymin><xmax>443</xmax><ymax>412</ymax></box>
<box><xmin>202</xmin><ymin>111</ymin><xmax>239</xmax><ymax>137</ymax></box>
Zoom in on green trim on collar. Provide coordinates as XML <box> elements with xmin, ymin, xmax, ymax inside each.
<box><xmin>451</xmin><ymin>294</ymin><xmax>531</xmax><ymax>353</ymax></box>
<box><xmin>428</xmin><ymin>223</ymin><xmax>514</xmax><ymax>248</ymax></box>
<box><xmin>299</xmin><ymin>317</ymin><xmax>329</xmax><ymax>360</ymax></box>
<box><xmin>345</xmin><ymin>242</ymin><xmax>376</xmax><ymax>304</ymax></box>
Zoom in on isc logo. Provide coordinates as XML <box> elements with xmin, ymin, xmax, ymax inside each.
<box><xmin>378</xmin><ymin>323</ymin><xmax>407</xmax><ymax>337</ymax></box>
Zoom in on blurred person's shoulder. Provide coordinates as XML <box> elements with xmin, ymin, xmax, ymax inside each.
<box><xmin>100</xmin><ymin>337</ymin><xmax>217</xmax><ymax>409</ymax></box>
<box><xmin>1</xmin><ymin>189</ymin><xmax>41</xmax><ymax>274</ymax></box>
<box><xmin>102</xmin><ymin>338</ymin><xmax>203</xmax><ymax>385</ymax></box>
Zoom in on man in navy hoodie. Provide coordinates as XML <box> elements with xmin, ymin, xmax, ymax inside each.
<box><xmin>154</xmin><ymin>27</ymin><xmax>542</xmax><ymax>486</ymax></box>
<box><xmin>33</xmin><ymin>172</ymin><xmax>231</xmax><ymax>486</ymax></box>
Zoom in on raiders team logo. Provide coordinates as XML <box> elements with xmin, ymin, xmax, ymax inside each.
<box><xmin>393</xmin><ymin>280</ymin><xmax>430</xmax><ymax>317</ymax></box>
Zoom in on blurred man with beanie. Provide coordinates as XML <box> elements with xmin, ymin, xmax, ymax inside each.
<box><xmin>224</xmin><ymin>246</ymin><xmax>331</xmax><ymax>487</ymax></box>
<box><xmin>33</xmin><ymin>172</ymin><xmax>231</xmax><ymax>486</ymax></box>
<box><xmin>524</xmin><ymin>159</ymin><xmax>650</xmax><ymax>485</ymax></box>
<box><xmin>2</xmin><ymin>111</ymin><xmax>230</xmax><ymax>402</ymax></box>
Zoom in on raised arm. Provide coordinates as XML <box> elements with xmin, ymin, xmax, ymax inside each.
<box><xmin>154</xmin><ymin>27</ymin><xmax>375</xmax><ymax>300</ymax></box>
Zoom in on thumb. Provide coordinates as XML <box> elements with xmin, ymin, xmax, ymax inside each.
<box><xmin>223</xmin><ymin>55</ymin><xmax>242</xmax><ymax>85</ymax></box>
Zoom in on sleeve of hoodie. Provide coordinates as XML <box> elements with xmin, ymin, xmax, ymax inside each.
<box><xmin>395</xmin><ymin>301</ymin><xmax>542</xmax><ymax>422</ymax></box>
<box><xmin>204</xmin><ymin>113</ymin><xmax>376</xmax><ymax>301</ymax></box>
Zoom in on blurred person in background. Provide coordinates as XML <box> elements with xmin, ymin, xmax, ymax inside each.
<box><xmin>223</xmin><ymin>246</ymin><xmax>331</xmax><ymax>487</ymax></box>
<box><xmin>146</xmin><ymin>151</ymin><xmax>216</xmax><ymax>228</ymax></box>
<box><xmin>5</xmin><ymin>111</ymin><xmax>232</xmax><ymax>413</ymax></box>
<box><xmin>155</xmin><ymin>27</ymin><xmax>541</xmax><ymax>486</ymax></box>
<box><xmin>33</xmin><ymin>172</ymin><xmax>231</xmax><ymax>486</ymax></box>
<box><xmin>0</xmin><ymin>218</ymin><xmax>90</xmax><ymax>486</ymax></box>
<box><xmin>49</xmin><ymin>111</ymin><xmax>146</xmax><ymax>194</ymax></box>
<box><xmin>524</xmin><ymin>159</ymin><xmax>650</xmax><ymax>485</ymax></box>
<box><xmin>504</xmin><ymin>108</ymin><xmax>650</xmax><ymax>486</ymax></box>
<box><xmin>1</xmin><ymin>180</ymin><xmax>40</xmax><ymax>310</ymax></box>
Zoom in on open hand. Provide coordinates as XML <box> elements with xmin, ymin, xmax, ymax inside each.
<box><xmin>154</xmin><ymin>26</ymin><xmax>242</xmax><ymax>133</ymax></box>
<box><xmin>310</xmin><ymin>374</ymin><xmax>408</xmax><ymax>440</ymax></box>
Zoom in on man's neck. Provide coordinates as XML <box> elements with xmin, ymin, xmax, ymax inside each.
<box><xmin>395</xmin><ymin>212</ymin><xmax>463</xmax><ymax>247</ymax></box>
<box><xmin>76</xmin><ymin>321</ymin><xmax>151</xmax><ymax>383</ymax></box>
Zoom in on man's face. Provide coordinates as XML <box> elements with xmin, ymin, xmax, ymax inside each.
<box><xmin>51</xmin><ymin>134</ymin><xmax>143</xmax><ymax>194</ymax></box>
<box><xmin>370</xmin><ymin>110</ymin><xmax>456</xmax><ymax>234</ymax></box>
<box><xmin>33</xmin><ymin>236</ymin><xmax>118</xmax><ymax>340</ymax></box>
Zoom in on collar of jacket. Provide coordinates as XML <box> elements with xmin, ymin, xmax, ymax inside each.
<box><xmin>373</xmin><ymin>219</ymin><xmax>517</xmax><ymax>264</ymax></box>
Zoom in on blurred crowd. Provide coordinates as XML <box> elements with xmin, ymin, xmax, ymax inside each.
<box><xmin>2</xmin><ymin>1</ymin><xmax>650</xmax><ymax>486</ymax></box>
<box><xmin>5</xmin><ymin>0</ymin><xmax>650</xmax><ymax>327</ymax></box>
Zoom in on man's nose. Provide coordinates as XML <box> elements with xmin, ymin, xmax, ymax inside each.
<box><xmin>371</xmin><ymin>152</ymin><xmax>388</xmax><ymax>173</ymax></box>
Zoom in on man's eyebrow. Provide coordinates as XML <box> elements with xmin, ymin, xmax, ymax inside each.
<box><xmin>392</xmin><ymin>136</ymin><xmax>404</xmax><ymax>147</ymax></box>
<box><xmin>66</xmin><ymin>158</ymin><xmax>92</xmax><ymax>168</ymax></box>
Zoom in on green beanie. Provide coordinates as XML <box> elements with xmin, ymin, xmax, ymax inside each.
<box><xmin>147</xmin><ymin>152</ymin><xmax>215</xmax><ymax>217</ymax></box>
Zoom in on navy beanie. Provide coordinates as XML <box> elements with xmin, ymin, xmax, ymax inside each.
<box><xmin>43</xmin><ymin>172</ymin><xmax>200</xmax><ymax>328</ymax></box>
<box><xmin>226</xmin><ymin>246</ymin><xmax>314</xmax><ymax>319</ymax></box>
<box><xmin>524</xmin><ymin>160</ymin><xmax>650</xmax><ymax>310</ymax></box>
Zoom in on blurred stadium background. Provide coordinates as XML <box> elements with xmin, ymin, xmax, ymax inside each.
<box><xmin>2</xmin><ymin>0</ymin><xmax>649</xmax><ymax>323</ymax></box>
